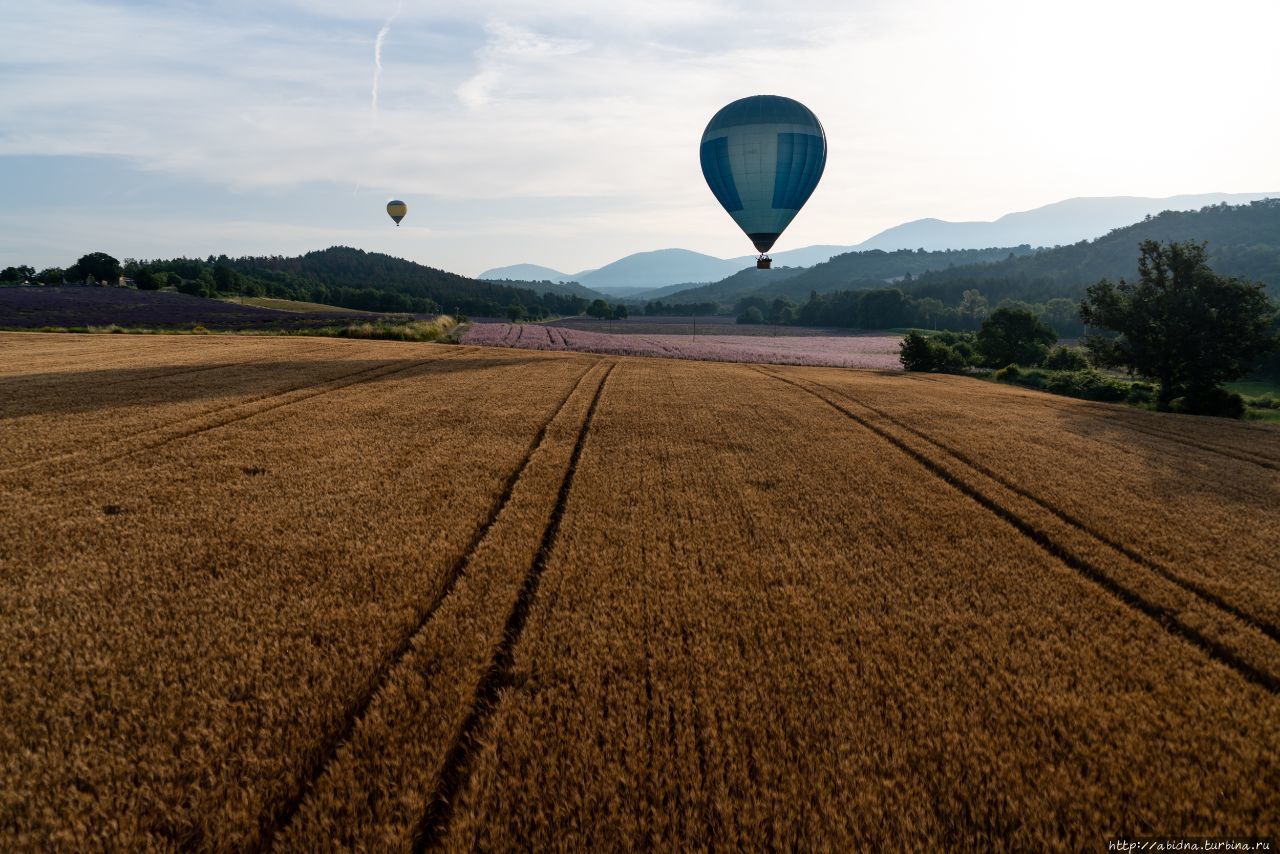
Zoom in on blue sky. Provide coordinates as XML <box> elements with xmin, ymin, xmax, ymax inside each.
<box><xmin>2</xmin><ymin>0</ymin><xmax>1278</xmax><ymax>277</ymax></box>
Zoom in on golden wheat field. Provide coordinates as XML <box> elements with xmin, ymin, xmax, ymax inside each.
<box><xmin>2</xmin><ymin>331</ymin><xmax>1279</xmax><ymax>850</ymax></box>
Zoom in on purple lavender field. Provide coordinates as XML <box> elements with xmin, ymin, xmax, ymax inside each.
<box><xmin>548</xmin><ymin>315</ymin><xmax>848</xmax><ymax>337</ymax></box>
<box><xmin>463</xmin><ymin>321</ymin><xmax>903</xmax><ymax>369</ymax></box>
<box><xmin>0</xmin><ymin>287</ymin><xmax>368</xmax><ymax>331</ymax></box>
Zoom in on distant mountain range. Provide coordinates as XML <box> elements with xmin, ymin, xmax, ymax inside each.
<box><xmin>476</xmin><ymin>263</ymin><xmax>584</xmax><ymax>284</ymax></box>
<box><xmin>852</xmin><ymin>193</ymin><xmax>1278</xmax><ymax>252</ymax></box>
<box><xmin>480</xmin><ymin>192</ymin><xmax>1278</xmax><ymax>293</ymax></box>
<box><xmin>656</xmin><ymin>198</ymin><xmax>1280</xmax><ymax>309</ymax></box>
<box><xmin>480</xmin><ymin>245</ymin><xmax>857</xmax><ymax>294</ymax></box>
<box><xmin>660</xmin><ymin>247</ymin><xmax>1038</xmax><ymax>306</ymax></box>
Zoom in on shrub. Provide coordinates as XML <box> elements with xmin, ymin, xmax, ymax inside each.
<box><xmin>950</xmin><ymin>339</ymin><xmax>978</xmax><ymax>365</ymax></box>
<box><xmin>932</xmin><ymin>331</ymin><xmax>976</xmax><ymax>347</ymax></box>
<box><xmin>175</xmin><ymin>278</ymin><xmax>203</xmax><ymax>296</ymax></box>
<box><xmin>995</xmin><ymin>367</ymin><xmax>1132</xmax><ymax>402</ymax></box>
<box><xmin>994</xmin><ymin>366</ymin><xmax>1050</xmax><ymax>389</ymax></box>
<box><xmin>1043</xmin><ymin>369</ymin><xmax>1128</xmax><ymax>402</ymax></box>
<box><xmin>899</xmin><ymin>331</ymin><xmax>971</xmax><ymax>373</ymax></box>
<box><xmin>1127</xmin><ymin>383</ymin><xmax>1155</xmax><ymax>405</ymax></box>
<box><xmin>1170</xmin><ymin>387</ymin><xmax>1247</xmax><ymax>419</ymax></box>
<box><xmin>1043</xmin><ymin>345</ymin><xmax>1089</xmax><ymax>371</ymax></box>
<box><xmin>938</xmin><ymin>343</ymin><xmax>975</xmax><ymax>373</ymax></box>
<box><xmin>336</xmin><ymin>315</ymin><xmax>458</xmax><ymax>343</ymax></box>
<box><xmin>993</xmin><ymin>364</ymin><xmax>1021</xmax><ymax>381</ymax></box>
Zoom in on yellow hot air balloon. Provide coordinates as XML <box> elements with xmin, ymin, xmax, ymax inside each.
<box><xmin>386</xmin><ymin>200</ymin><xmax>407</xmax><ymax>226</ymax></box>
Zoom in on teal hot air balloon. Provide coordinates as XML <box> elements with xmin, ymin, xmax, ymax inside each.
<box><xmin>700</xmin><ymin>95</ymin><xmax>826</xmax><ymax>268</ymax></box>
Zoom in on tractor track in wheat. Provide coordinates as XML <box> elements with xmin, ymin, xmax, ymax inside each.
<box><xmin>760</xmin><ymin>367</ymin><xmax>1280</xmax><ymax>694</ymax></box>
<box><xmin>3</xmin><ymin>347</ymin><xmax>477</xmax><ymax>481</ymax></box>
<box><xmin>257</xmin><ymin>359</ymin><xmax>606</xmax><ymax>851</ymax></box>
<box><xmin>87</xmin><ymin>341</ymin><xmax>339</xmax><ymax>390</ymax></box>
<box><xmin>411</xmin><ymin>363</ymin><xmax>614</xmax><ymax>851</ymax></box>
<box><xmin>814</xmin><ymin>376</ymin><xmax>1280</xmax><ymax>644</ymax></box>
<box><xmin>897</xmin><ymin>372</ymin><xmax>1280</xmax><ymax>468</ymax></box>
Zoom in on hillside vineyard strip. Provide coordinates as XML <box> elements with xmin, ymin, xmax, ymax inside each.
<box><xmin>1</xmin><ymin>333</ymin><xmax>1277</xmax><ymax>849</ymax></box>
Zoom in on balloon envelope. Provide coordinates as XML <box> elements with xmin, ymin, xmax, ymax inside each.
<box><xmin>700</xmin><ymin>96</ymin><xmax>826</xmax><ymax>254</ymax></box>
<box><xmin>386</xmin><ymin>200</ymin><xmax>407</xmax><ymax>225</ymax></box>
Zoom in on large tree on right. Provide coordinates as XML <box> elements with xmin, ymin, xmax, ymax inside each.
<box><xmin>1081</xmin><ymin>240</ymin><xmax>1277</xmax><ymax>415</ymax></box>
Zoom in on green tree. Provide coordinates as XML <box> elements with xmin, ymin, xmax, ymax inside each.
<box><xmin>69</xmin><ymin>252</ymin><xmax>122</xmax><ymax>283</ymax></box>
<box><xmin>996</xmin><ymin>298</ymin><xmax>1036</xmax><ymax>315</ymax></box>
<box><xmin>1042</xmin><ymin>297</ymin><xmax>1081</xmax><ymax>337</ymax></box>
<box><xmin>1</xmin><ymin>265</ymin><xmax>35</xmax><ymax>282</ymax></box>
<box><xmin>197</xmin><ymin>268</ymin><xmax>217</xmax><ymax>297</ymax></box>
<box><xmin>976</xmin><ymin>306</ymin><xmax>1057</xmax><ymax>367</ymax></box>
<box><xmin>858</xmin><ymin>288</ymin><xmax>908</xmax><ymax>328</ymax></box>
<box><xmin>35</xmin><ymin>267</ymin><xmax>65</xmax><ymax>285</ymax></box>
<box><xmin>213</xmin><ymin>264</ymin><xmax>237</xmax><ymax>294</ymax></box>
<box><xmin>959</xmin><ymin>289</ymin><xmax>989</xmax><ymax>323</ymax></box>
<box><xmin>768</xmin><ymin>297</ymin><xmax>797</xmax><ymax>324</ymax></box>
<box><xmin>613</xmin><ymin>303</ymin><xmax>629</xmax><ymax>319</ymax></box>
<box><xmin>913</xmin><ymin>297</ymin><xmax>946</xmax><ymax>329</ymax></box>
<box><xmin>505</xmin><ymin>302</ymin><xmax>527</xmax><ymax>322</ymax></box>
<box><xmin>134</xmin><ymin>270</ymin><xmax>161</xmax><ymax>291</ymax></box>
<box><xmin>586</xmin><ymin>298</ymin><xmax>613</xmax><ymax>319</ymax></box>
<box><xmin>1081</xmin><ymin>240</ymin><xmax>1278</xmax><ymax>413</ymax></box>
<box><xmin>735</xmin><ymin>296</ymin><xmax>769</xmax><ymax>322</ymax></box>
<box><xmin>739</xmin><ymin>306</ymin><xmax>765</xmax><ymax>324</ymax></box>
<box><xmin>1043</xmin><ymin>345</ymin><xmax>1090</xmax><ymax>371</ymax></box>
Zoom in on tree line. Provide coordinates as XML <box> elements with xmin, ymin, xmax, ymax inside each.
<box><xmin>733</xmin><ymin>288</ymin><xmax>1086</xmax><ymax>337</ymax></box>
<box><xmin>642</xmin><ymin>300</ymin><xmax>720</xmax><ymax>316</ymax></box>
<box><xmin>3</xmin><ymin>247</ymin><xmax>594</xmax><ymax>320</ymax></box>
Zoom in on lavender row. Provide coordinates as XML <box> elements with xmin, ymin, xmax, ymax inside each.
<box><xmin>0</xmin><ymin>287</ymin><xmax>366</xmax><ymax>331</ymax></box>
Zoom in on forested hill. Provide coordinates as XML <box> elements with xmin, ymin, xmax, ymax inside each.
<box><xmin>218</xmin><ymin>247</ymin><xmax>590</xmax><ymax>316</ymax></box>
<box><xmin>762</xmin><ymin>245</ymin><xmax>1036</xmax><ymax>301</ymax></box>
<box><xmin>647</xmin><ymin>266</ymin><xmax>807</xmax><ymax>304</ymax></box>
<box><xmin>906</xmin><ymin>199</ymin><xmax>1280</xmax><ymax>304</ymax></box>
<box><xmin>658</xmin><ymin>246</ymin><xmax>1033</xmax><ymax>305</ymax></box>
<box><xmin>476</xmin><ymin>277</ymin><xmax>604</xmax><ymax>301</ymax></box>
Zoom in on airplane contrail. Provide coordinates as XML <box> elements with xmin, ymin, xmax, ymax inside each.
<box><xmin>371</xmin><ymin>0</ymin><xmax>403</xmax><ymax>112</ymax></box>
